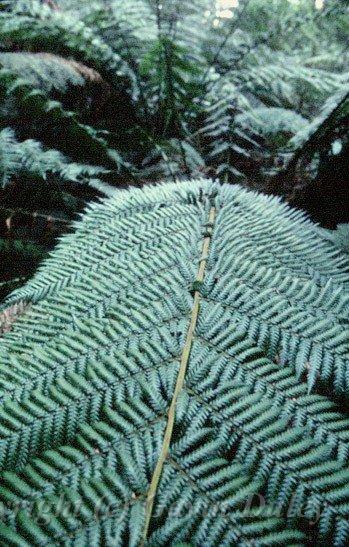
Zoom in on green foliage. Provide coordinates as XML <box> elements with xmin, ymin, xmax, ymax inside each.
<box><xmin>0</xmin><ymin>68</ymin><xmax>127</xmax><ymax>169</ymax></box>
<box><xmin>0</xmin><ymin>0</ymin><xmax>347</xmax><ymax>329</ymax></box>
<box><xmin>0</xmin><ymin>51</ymin><xmax>85</xmax><ymax>92</ymax></box>
<box><xmin>0</xmin><ymin>3</ymin><xmax>347</xmax><ymax>544</ymax></box>
<box><xmin>0</xmin><ymin>0</ymin><xmax>346</xmax><ymax>188</ymax></box>
<box><xmin>0</xmin><ymin>181</ymin><xmax>348</xmax><ymax>545</ymax></box>
<box><xmin>0</xmin><ymin>127</ymin><xmax>115</xmax><ymax>193</ymax></box>
<box><xmin>0</xmin><ymin>1</ymin><xmax>135</xmax><ymax>94</ymax></box>
<box><xmin>289</xmin><ymin>85</ymin><xmax>349</xmax><ymax>152</ymax></box>
<box><xmin>334</xmin><ymin>224</ymin><xmax>349</xmax><ymax>255</ymax></box>
<box><xmin>140</xmin><ymin>36</ymin><xmax>203</xmax><ymax>134</ymax></box>
<box><xmin>322</xmin><ymin>224</ymin><xmax>349</xmax><ymax>257</ymax></box>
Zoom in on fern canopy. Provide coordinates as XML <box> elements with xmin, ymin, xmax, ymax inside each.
<box><xmin>0</xmin><ymin>180</ymin><xmax>348</xmax><ymax>546</ymax></box>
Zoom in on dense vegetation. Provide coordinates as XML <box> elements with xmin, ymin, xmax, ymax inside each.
<box><xmin>0</xmin><ymin>0</ymin><xmax>348</xmax><ymax>298</ymax></box>
<box><xmin>0</xmin><ymin>2</ymin><xmax>348</xmax><ymax>545</ymax></box>
<box><xmin>0</xmin><ymin>181</ymin><xmax>348</xmax><ymax>546</ymax></box>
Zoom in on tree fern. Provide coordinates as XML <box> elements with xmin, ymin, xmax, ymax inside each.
<box><xmin>203</xmin><ymin>79</ymin><xmax>257</xmax><ymax>181</ymax></box>
<box><xmin>235</xmin><ymin>51</ymin><xmax>348</xmax><ymax>115</ymax></box>
<box><xmin>0</xmin><ymin>180</ymin><xmax>348</xmax><ymax>545</ymax></box>
<box><xmin>0</xmin><ymin>0</ymin><xmax>347</xmax><ymax>190</ymax></box>
<box><xmin>0</xmin><ymin>123</ymin><xmax>119</xmax><ymax>302</ymax></box>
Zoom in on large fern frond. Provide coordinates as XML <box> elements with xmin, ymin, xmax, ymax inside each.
<box><xmin>0</xmin><ymin>181</ymin><xmax>348</xmax><ymax>545</ymax></box>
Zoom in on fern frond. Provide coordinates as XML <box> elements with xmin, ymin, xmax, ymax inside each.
<box><xmin>0</xmin><ymin>51</ymin><xmax>86</xmax><ymax>93</ymax></box>
<box><xmin>330</xmin><ymin>225</ymin><xmax>349</xmax><ymax>256</ymax></box>
<box><xmin>235</xmin><ymin>107</ymin><xmax>308</xmax><ymax>146</ymax></box>
<box><xmin>202</xmin><ymin>79</ymin><xmax>253</xmax><ymax>181</ymax></box>
<box><xmin>0</xmin><ymin>3</ymin><xmax>136</xmax><ymax>96</ymax></box>
<box><xmin>236</xmin><ymin>50</ymin><xmax>348</xmax><ymax>113</ymax></box>
<box><xmin>0</xmin><ymin>127</ymin><xmax>116</xmax><ymax>196</ymax></box>
<box><xmin>0</xmin><ymin>181</ymin><xmax>348</xmax><ymax>545</ymax></box>
<box><xmin>0</xmin><ymin>68</ymin><xmax>129</xmax><ymax>171</ymax></box>
<box><xmin>140</xmin><ymin>138</ymin><xmax>205</xmax><ymax>181</ymax></box>
<box><xmin>289</xmin><ymin>85</ymin><xmax>349</xmax><ymax>151</ymax></box>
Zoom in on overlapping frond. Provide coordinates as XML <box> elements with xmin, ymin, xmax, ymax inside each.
<box><xmin>0</xmin><ymin>68</ymin><xmax>127</xmax><ymax>170</ymax></box>
<box><xmin>0</xmin><ymin>52</ymin><xmax>96</xmax><ymax>94</ymax></box>
<box><xmin>0</xmin><ymin>127</ymin><xmax>114</xmax><ymax>195</ymax></box>
<box><xmin>0</xmin><ymin>1</ymin><xmax>136</xmax><ymax>96</ymax></box>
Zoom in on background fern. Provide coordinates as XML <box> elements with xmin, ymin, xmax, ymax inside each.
<box><xmin>0</xmin><ymin>1</ymin><xmax>346</xmax><ymax>303</ymax></box>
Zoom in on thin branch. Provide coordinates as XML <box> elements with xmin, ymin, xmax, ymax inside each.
<box><xmin>1</xmin><ymin>207</ymin><xmax>71</xmax><ymax>225</ymax></box>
